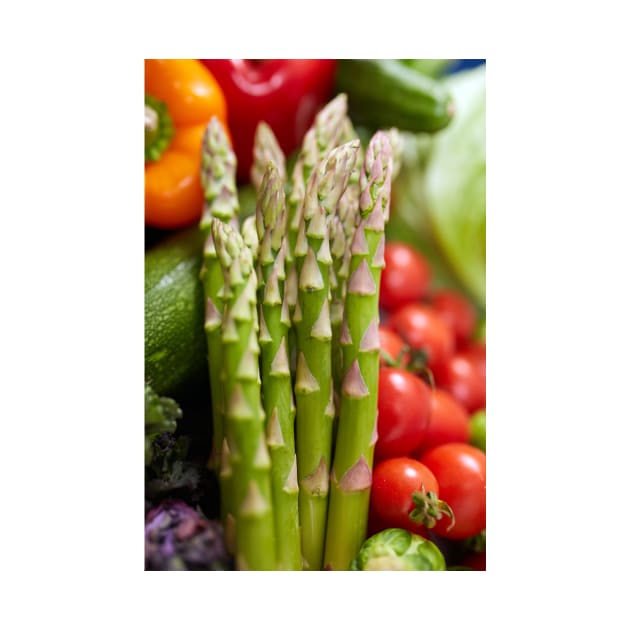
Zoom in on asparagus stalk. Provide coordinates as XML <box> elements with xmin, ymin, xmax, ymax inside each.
<box><xmin>293</xmin><ymin>140</ymin><xmax>359</xmax><ymax>570</ymax></box>
<box><xmin>323</xmin><ymin>131</ymin><xmax>394</xmax><ymax>570</ymax></box>
<box><xmin>240</xmin><ymin>214</ymin><xmax>259</xmax><ymax>256</ymax></box>
<box><xmin>287</xmin><ymin>94</ymin><xmax>348</xmax><ymax>263</ymax></box>
<box><xmin>198</xmin><ymin>117</ymin><xmax>239</xmax><ymax>480</ymax></box>
<box><xmin>330</xmin><ymin>116</ymin><xmax>364</xmax><ymax>389</ymax></box>
<box><xmin>254</xmin><ymin>163</ymin><xmax>302</xmax><ymax>570</ymax></box>
<box><xmin>250</xmin><ymin>121</ymin><xmax>286</xmax><ymax>193</ymax></box>
<box><xmin>285</xmin><ymin>95</ymin><xmax>349</xmax><ymax>376</ymax></box>
<box><xmin>212</xmin><ymin>218</ymin><xmax>277</xmax><ymax>570</ymax></box>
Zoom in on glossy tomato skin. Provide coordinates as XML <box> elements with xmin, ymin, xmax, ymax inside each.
<box><xmin>432</xmin><ymin>350</ymin><xmax>485</xmax><ymax>414</ymax></box>
<box><xmin>430</xmin><ymin>289</ymin><xmax>477</xmax><ymax>348</ymax></box>
<box><xmin>388</xmin><ymin>303</ymin><xmax>455</xmax><ymax>373</ymax></box>
<box><xmin>380</xmin><ymin>243</ymin><xmax>432</xmax><ymax>311</ymax></box>
<box><xmin>411</xmin><ymin>388</ymin><xmax>471</xmax><ymax>457</ymax></box>
<box><xmin>461</xmin><ymin>551</ymin><xmax>486</xmax><ymax>571</ymax></box>
<box><xmin>378</xmin><ymin>326</ymin><xmax>410</xmax><ymax>368</ymax></box>
<box><xmin>420</xmin><ymin>444</ymin><xmax>486</xmax><ymax>539</ymax></box>
<box><xmin>375</xmin><ymin>367</ymin><xmax>432</xmax><ymax>462</ymax></box>
<box><xmin>370</xmin><ymin>457</ymin><xmax>440</xmax><ymax>537</ymax></box>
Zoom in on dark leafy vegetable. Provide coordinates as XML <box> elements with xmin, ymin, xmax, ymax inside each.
<box><xmin>144</xmin><ymin>384</ymin><xmax>206</xmax><ymax>507</ymax></box>
<box><xmin>144</xmin><ymin>383</ymin><xmax>182</xmax><ymax>466</ymax></box>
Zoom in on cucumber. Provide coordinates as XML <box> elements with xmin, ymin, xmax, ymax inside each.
<box><xmin>335</xmin><ymin>59</ymin><xmax>454</xmax><ymax>133</ymax></box>
<box><xmin>145</xmin><ymin>227</ymin><xmax>207</xmax><ymax>396</ymax></box>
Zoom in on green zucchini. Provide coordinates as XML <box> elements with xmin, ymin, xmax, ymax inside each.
<box><xmin>145</xmin><ymin>228</ymin><xmax>207</xmax><ymax>396</ymax></box>
<box><xmin>335</xmin><ymin>59</ymin><xmax>454</xmax><ymax>133</ymax></box>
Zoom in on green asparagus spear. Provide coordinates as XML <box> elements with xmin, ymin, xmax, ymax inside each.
<box><xmin>241</xmin><ymin>214</ymin><xmax>259</xmax><ymax>256</ymax></box>
<box><xmin>255</xmin><ymin>163</ymin><xmax>301</xmax><ymax>570</ymax></box>
<box><xmin>198</xmin><ymin>117</ymin><xmax>239</xmax><ymax>479</ymax></box>
<box><xmin>212</xmin><ymin>218</ymin><xmax>277</xmax><ymax>570</ymax></box>
<box><xmin>251</xmin><ymin>121</ymin><xmax>286</xmax><ymax>193</ymax></box>
<box><xmin>287</xmin><ymin>93</ymin><xmax>348</xmax><ymax>263</ymax></box>
<box><xmin>293</xmin><ymin>140</ymin><xmax>359</xmax><ymax>570</ymax></box>
<box><xmin>323</xmin><ymin>131</ymin><xmax>394</xmax><ymax>570</ymax></box>
<box><xmin>284</xmin><ymin>95</ymin><xmax>350</xmax><ymax>377</ymax></box>
<box><xmin>330</xmin><ymin>116</ymin><xmax>364</xmax><ymax>389</ymax></box>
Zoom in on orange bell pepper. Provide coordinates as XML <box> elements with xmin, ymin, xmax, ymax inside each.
<box><xmin>145</xmin><ymin>59</ymin><xmax>229</xmax><ymax>230</ymax></box>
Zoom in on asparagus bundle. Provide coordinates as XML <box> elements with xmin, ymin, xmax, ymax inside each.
<box><xmin>211</xmin><ymin>218</ymin><xmax>276</xmax><ymax>570</ymax></box>
<box><xmin>323</xmin><ymin>131</ymin><xmax>394</xmax><ymax>570</ymax></box>
<box><xmin>198</xmin><ymin>97</ymin><xmax>400</xmax><ymax>571</ymax></box>
<box><xmin>293</xmin><ymin>140</ymin><xmax>359</xmax><ymax>570</ymax></box>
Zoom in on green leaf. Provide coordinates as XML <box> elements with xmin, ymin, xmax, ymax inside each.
<box><xmin>387</xmin><ymin>66</ymin><xmax>486</xmax><ymax>311</ymax></box>
<box><xmin>425</xmin><ymin>66</ymin><xmax>486</xmax><ymax>307</ymax></box>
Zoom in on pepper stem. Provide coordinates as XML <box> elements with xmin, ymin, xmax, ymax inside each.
<box><xmin>145</xmin><ymin>94</ymin><xmax>174</xmax><ymax>162</ymax></box>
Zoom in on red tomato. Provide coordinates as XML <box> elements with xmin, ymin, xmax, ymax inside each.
<box><xmin>379</xmin><ymin>243</ymin><xmax>432</xmax><ymax>311</ymax></box>
<box><xmin>432</xmin><ymin>350</ymin><xmax>485</xmax><ymax>413</ymax></box>
<box><xmin>461</xmin><ymin>551</ymin><xmax>486</xmax><ymax>571</ymax></box>
<box><xmin>375</xmin><ymin>367</ymin><xmax>432</xmax><ymax>462</ymax></box>
<box><xmin>420</xmin><ymin>444</ymin><xmax>486</xmax><ymax>539</ymax></box>
<box><xmin>412</xmin><ymin>388</ymin><xmax>471</xmax><ymax>456</ymax></box>
<box><xmin>378</xmin><ymin>326</ymin><xmax>410</xmax><ymax>368</ymax></box>
<box><xmin>430</xmin><ymin>289</ymin><xmax>477</xmax><ymax>347</ymax></box>
<box><xmin>460</xmin><ymin>340</ymin><xmax>486</xmax><ymax>364</ymax></box>
<box><xmin>370</xmin><ymin>457</ymin><xmax>449</xmax><ymax>537</ymax></box>
<box><xmin>388</xmin><ymin>303</ymin><xmax>455</xmax><ymax>372</ymax></box>
<box><xmin>366</xmin><ymin>507</ymin><xmax>390</xmax><ymax>537</ymax></box>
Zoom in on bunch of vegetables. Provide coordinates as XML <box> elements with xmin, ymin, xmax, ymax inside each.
<box><xmin>144</xmin><ymin>59</ymin><xmax>486</xmax><ymax>571</ymax></box>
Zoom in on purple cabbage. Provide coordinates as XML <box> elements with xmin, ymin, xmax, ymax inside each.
<box><xmin>145</xmin><ymin>500</ymin><xmax>232</xmax><ymax>571</ymax></box>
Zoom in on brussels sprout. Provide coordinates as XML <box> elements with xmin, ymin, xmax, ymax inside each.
<box><xmin>350</xmin><ymin>528</ymin><xmax>446</xmax><ymax>571</ymax></box>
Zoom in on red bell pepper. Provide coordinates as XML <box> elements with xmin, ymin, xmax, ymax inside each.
<box><xmin>199</xmin><ymin>59</ymin><xmax>337</xmax><ymax>182</ymax></box>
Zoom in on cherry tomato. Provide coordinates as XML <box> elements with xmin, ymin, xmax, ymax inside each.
<box><xmin>459</xmin><ymin>340</ymin><xmax>486</xmax><ymax>364</ymax></box>
<box><xmin>378</xmin><ymin>326</ymin><xmax>410</xmax><ymax>368</ymax></box>
<box><xmin>370</xmin><ymin>457</ymin><xmax>448</xmax><ymax>537</ymax></box>
<box><xmin>411</xmin><ymin>388</ymin><xmax>471</xmax><ymax>457</ymax></box>
<box><xmin>420</xmin><ymin>444</ymin><xmax>486</xmax><ymax>539</ymax></box>
<box><xmin>367</xmin><ymin>507</ymin><xmax>390</xmax><ymax>537</ymax></box>
<box><xmin>375</xmin><ymin>367</ymin><xmax>432</xmax><ymax>462</ymax></box>
<box><xmin>388</xmin><ymin>303</ymin><xmax>455</xmax><ymax>372</ymax></box>
<box><xmin>430</xmin><ymin>289</ymin><xmax>477</xmax><ymax>348</ymax></box>
<box><xmin>379</xmin><ymin>242</ymin><xmax>432</xmax><ymax>311</ymax></box>
<box><xmin>432</xmin><ymin>350</ymin><xmax>485</xmax><ymax>413</ymax></box>
<box><xmin>461</xmin><ymin>551</ymin><xmax>486</xmax><ymax>571</ymax></box>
